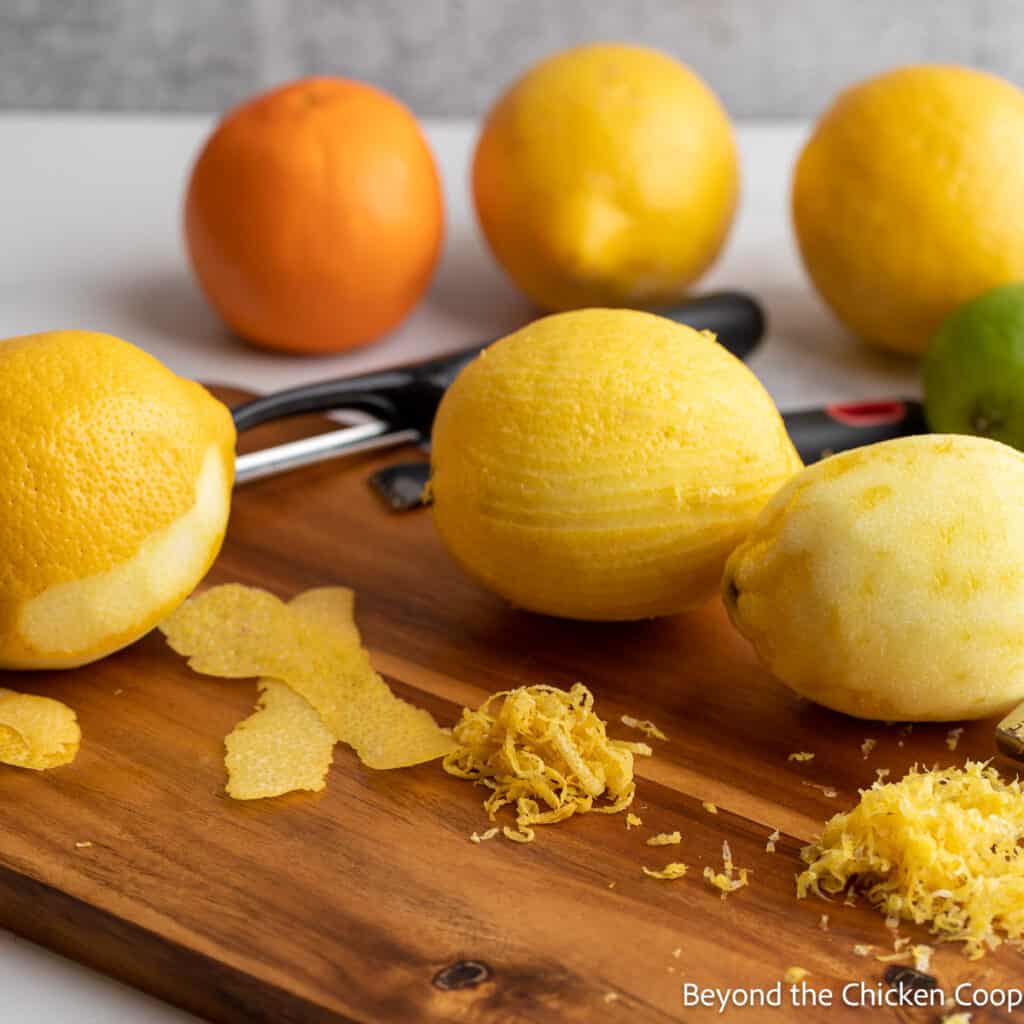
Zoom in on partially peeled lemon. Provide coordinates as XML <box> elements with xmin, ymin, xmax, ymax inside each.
<box><xmin>430</xmin><ymin>308</ymin><xmax>800</xmax><ymax>620</ymax></box>
<box><xmin>0</xmin><ymin>330</ymin><xmax>235</xmax><ymax>668</ymax></box>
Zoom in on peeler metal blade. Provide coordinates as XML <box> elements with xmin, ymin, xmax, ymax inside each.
<box><xmin>234</xmin><ymin>422</ymin><xmax>419</xmax><ymax>486</ymax></box>
<box><xmin>995</xmin><ymin>701</ymin><xmax>1024</xmax><ymax>763</ymax></box>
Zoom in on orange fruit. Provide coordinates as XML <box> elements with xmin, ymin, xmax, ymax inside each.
<box><xmin>185</xmin><ymin>78</ymin><xmax>444</xmax><ymax>354</ymax></box>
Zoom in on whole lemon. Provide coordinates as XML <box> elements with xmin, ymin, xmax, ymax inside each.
<box><xmin>473</xmin><ymin>44</ymin><xmax>738</xmax><ymax>311</ymax></box>
<box><xmin>430</xmin><ymin>308</ymin><xmax>800</xmax><ymax>620</ymax></box>
<box><xmin>0</xmin><ymin>331</ymin><xmax>236</xmax><ymax>669</ymax></box>
<box><xmin>793</xmin><ymin>65</ymin><xmax>1024</xmax><ymax>356</ymax></box>
<box><xmin>724</xmin><ymin>435</ymin><xmax>1024</xmax><ymax>721</ymax></box>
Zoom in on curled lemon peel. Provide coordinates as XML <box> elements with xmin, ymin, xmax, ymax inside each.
<box><xmin>443</xmin><ymin>682</ymin><xmax>650</xmax><ymax>842</ymax></box>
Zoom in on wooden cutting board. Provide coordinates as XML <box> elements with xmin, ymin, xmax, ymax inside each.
<box><xmin>0</xmin><ymin>388</ymin><xmax>1019</xmax><ymax>1024</ymax></box>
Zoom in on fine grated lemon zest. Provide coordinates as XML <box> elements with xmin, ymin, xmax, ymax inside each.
<box><xmin>798</xmin><ymin>761</ymin><xmax>1024</xmax><ymax>958</ymax></box>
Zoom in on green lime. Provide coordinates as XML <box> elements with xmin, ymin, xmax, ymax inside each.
<box><xmin>923</xmin><ymin>282</ymin><xmax>1024</xmax><ymax>450</ymax></box>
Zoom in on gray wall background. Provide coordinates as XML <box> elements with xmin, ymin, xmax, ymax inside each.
<box><xmin>2</xmin><ymin>0</ymin><xmax>1022</xmax><ymax>118</ymax></box>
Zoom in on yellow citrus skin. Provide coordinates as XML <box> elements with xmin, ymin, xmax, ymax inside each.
<box><xmin>473</xmin><ymin>43</ymin><xmax>738</xmax><ymax>311</ymax></box>
<box><xmin>0</xmin><ymin>331</ymin><xmax>236</xmax><ymax>669</ymax></box>
<box><xmin>724</xmin><ymin>435</ymin><xmax>1024</xmax><ymax>721</ymax></box>
<box><xmin>430</xmin><ymin>309</ymin><xmax>801</xmax><ymax>621</ymax></box>
<box><xmin>793</xmin><ymin>65</ymin><xmax>1024</xmax><ymax>356</ymax></box>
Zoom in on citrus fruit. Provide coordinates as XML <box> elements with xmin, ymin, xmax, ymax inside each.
<box><xmin>924</xmin><ymin>283</ymin><xmax>1024</xmax><ymax>451</ymax></box>
<box><xmin>0</xmin><ymin>331</ymin><xmax>235</xmax><ymax>669</ymax></box>
<box><xmin>185</xmin><ymin>77</ymin><xmax>444</xmax><ymax>354</ymax></box>
<box><xmin>473</xmin><ymin>44</ymin><xmax>738</xmax><ymax>311</ymax></box>
<box><xmin>724</xmin><ymin>435</ymin><xmax>1024</xmax><ymax>721</ymax></box>
<box><xmin>793</xmin><ymin>65</ymin><xmax>1024</xmax><ymax>356</ymax></box>
<box><xmin>430</xmin><ymin>308</ymin><xmax>800</xmax><ymax>621</ymax></box>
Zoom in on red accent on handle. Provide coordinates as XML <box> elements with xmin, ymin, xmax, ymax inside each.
<box><xmin>825</xmin><ymin>401</ymin><xmax>907</xmax><ymax>428</ymax></box>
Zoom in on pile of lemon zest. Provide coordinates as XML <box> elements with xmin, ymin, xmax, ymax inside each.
<box><xmin>798</xmin><ymin>761</ymin><xmax>1024</xmax><ymax>959</ymax></box>
<box><xmin>443</xmin><ymin>683</ymin><xmax>649</xmax><ymax>842</ymax></box>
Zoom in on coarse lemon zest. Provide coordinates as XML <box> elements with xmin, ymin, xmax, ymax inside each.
<box><xmin>643</xmin><ymin>862</ymin><xmax>688</xmax><ymax>880</ymax></box>
<box><xmin>620</xmin><ymin>715</ymin><xmax>667</xmax><ymax>741</ymax></box>
<box><xmin>443</xmin><ymin>683</ymin><xmax>649</xmax><ymax>842</ymax></box>
<box><xmin>646</xmin><ymin>831</ymin><xmax>681</xmax><ymax>846</ymax></box>
<box><xmin>704</xmin><ymin>839</ymin><xmax>750</xmax><ymax>899</ymax></box>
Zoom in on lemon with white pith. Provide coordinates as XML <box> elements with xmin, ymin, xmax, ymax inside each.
<box><xmin>0</xmin><ymin>330</ymin><xmax>235</xmax><ymax>669</ymax></box>
<box><xmin>724</xmin><ymin>434</ymin><xmax>1024</xmax><ymax>721</ymax></box>
<box><xmin>430</xmin><ymin>308</ymin><xmax>801</xmax><ymax>620</ymax></box>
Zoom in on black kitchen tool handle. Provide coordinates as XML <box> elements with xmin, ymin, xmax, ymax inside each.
<box><xmin>231</xmin><ymin>290</ymin><xmax>767</xmax><ymax>434</ymax></box>
<box><xmin>658</xmin><ymin>291</ymin><xmax>764</xmax><ymax>362</ymax></box>
<box><xmin>782</xmin><ymin>400</ymin><xmax>927</xmax><ymax>464</ymax></box>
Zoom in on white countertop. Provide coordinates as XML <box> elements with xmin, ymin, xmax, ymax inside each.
<box><xmin>0</xmin><ymin>114</ymin><xmax>919</xmax><ymax>1023</ymax></box>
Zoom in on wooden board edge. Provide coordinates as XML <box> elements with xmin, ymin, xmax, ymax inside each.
<box><xmin>0</xmin><ymin>861</ymin><xmax>355</xmax><ymax>1024</ymax></box>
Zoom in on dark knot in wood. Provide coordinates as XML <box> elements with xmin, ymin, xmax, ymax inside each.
<box><xmin>884</xmin><ymin>964</ymin><xmax>938</xmax><ymax>993</ymax></box>
<box><xmin>432</xmin><ymin>960</ymin><xmax>492</xmax><ymax>991</ymax></box>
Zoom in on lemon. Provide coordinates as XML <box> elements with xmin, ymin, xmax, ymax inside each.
<box><xmin>793</xmin><ymin>65</ymin><xmax>1024</xmax><ymax>356</ymax></box>
<box><xmin>473</xmin><ymin>43</ymin><xmax>738</xmax><ymax>312</ymax></box>
<box><xmin>430</xmin><ymin>309</ymin><xmax>800</xmax><ymax>621</ymax></box>
<box><xmin>0</xmin><ymin>331</ymin><xmax>235</xmax><ymax>669</ymax></box>
<box><xmin>724</xmin><ymin>435</ymin><xmax>1024</xmax><ymax>721</ymax></box>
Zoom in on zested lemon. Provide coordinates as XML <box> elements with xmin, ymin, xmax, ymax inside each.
<box><xmin>724</xmin><ymin>435</ymin><xmax>1024</xmax><ymax>721</ymax></box>
<box><xmin>430</xmin><ymin>308</ymin><xmax>800</xmax><ymax>620</ymax></box>
<box><xmin>0</xmin><ymin>331</ymin><xmax>235</xmax><ymax>669</ymax></box>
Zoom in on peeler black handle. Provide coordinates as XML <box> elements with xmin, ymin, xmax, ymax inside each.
<box><xmin>231</xmin><ymin>291</ymin><xmax>766</xmax><ymax>434</ymax></box>
<box><xmin>657</xmin><ymin>291</ymin><xmax>764</xmax><ymax>362</ymax></box>
<box><xmin>783</xmin><ymin>400</ymin><xmax>927</xmax><ymax>464</ymax></box>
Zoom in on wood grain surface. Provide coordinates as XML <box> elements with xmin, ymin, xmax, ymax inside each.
<box><xmin>0</xmin><ymin>387</ymin><xmax>1020</xmax><ymax>1024</ymax></box>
